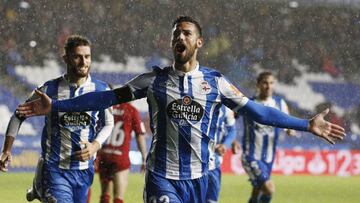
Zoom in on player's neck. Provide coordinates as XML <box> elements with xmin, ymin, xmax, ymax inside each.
<box><xmin>257</xmin><ymin>94</ymin><xmax>271</xmax><ymax>101</ymax></box>
<box><xmin>173</xmin><ymin>59</ymin><xmax>198</xmax><ymax>73</ymax></box>
<box><xmin>65</xmin><ymin>74</ymin><xmax>88</xmax><ymax>88</ymax></box>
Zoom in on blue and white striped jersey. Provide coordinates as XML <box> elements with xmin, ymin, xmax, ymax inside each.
<box><xmin>208</xmin><ymin>106</ymin><xmax>236</xmax><ymax>170</ymax></box>
<box><xmin>36</xmin><ymin>75</ymin><xmax>113</xmax><ymax>170</ymax></box>
<box><xmin>126</xmin><ymin>64</ymin><xmax>247</xmax><ymax>180</ymax></box>
<box><xmin>242</xmin><ymin>95</ymin><xmax>289</xmax><ymax>164</ymax></box>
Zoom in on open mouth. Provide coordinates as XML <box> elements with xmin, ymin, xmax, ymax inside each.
<box><xmin>175</xmin><ymin>43</ymin><xmax>186</xmax><ymax>53</ymax></box>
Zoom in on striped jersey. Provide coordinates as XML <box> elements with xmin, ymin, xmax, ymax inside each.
<box><xmin>126</xmin><ymin>64</ymin><xmax>248</xmax><ymax>180</ymax></box>
<box><xmin>241</xmin><ymin>95</ymin><xmax>289</xmax><ymax>163</ymax></box>
<box><xmin>37</xmin><ymin>75</ymin><xmax>113</xmax><ymax>170</ymax></box>
<box><xmin>208</xmin><ymin>105</ymin><xmax>236</xmax><ymax>170</ymax></box>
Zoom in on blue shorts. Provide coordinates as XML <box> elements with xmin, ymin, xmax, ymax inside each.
<box><xmin>206</xmin><ymin>167</ymin><xmax>222</xmax><ymax>202</ymax></box>
<box><xmin>241</xmin><ymin>157</ymin><xmax>272</xmax><ymax>187</ymax></box>
<box><xmin>42</xmin><ymin>163</ymin><xmax>94</xmax><ymax>203</ymax></box>
<box><xmin>144</xmin><ymin>170</ymin><xmax>208</xmax><ymax>203</ymax></box>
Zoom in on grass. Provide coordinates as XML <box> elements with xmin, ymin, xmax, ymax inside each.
<box><xmin>0</xmin><ymin>173</ymin><xmax>359</xmax><ymax>203</ymax></box>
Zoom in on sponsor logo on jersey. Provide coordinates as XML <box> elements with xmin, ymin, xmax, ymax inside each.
<box><xmin>60</xmin><ymin>112</ymin><xmax>91</xmax><ymax>130</ymax></box>
<box><xmin>166</xmin><ymin>95</ymin><xmax>204</xmax><ymax>125</ymax></box>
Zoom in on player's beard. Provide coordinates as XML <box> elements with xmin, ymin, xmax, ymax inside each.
<box><xmin>173</xmin><ymin>43</ymin><xmax>196</xmax><ymax>64</ymax></box>
<box><xmin>71</xmin><ymin>65</ymin><xmax>90</xmax><ymax>78</ymax></box>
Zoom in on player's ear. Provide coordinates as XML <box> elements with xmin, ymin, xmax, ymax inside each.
<box><xmin>196</xmin><ymin>37</ymin><xmax>203</xmax><ymax>48</ymax></box>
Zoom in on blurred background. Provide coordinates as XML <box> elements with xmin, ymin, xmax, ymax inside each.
<box><xmin>0</xmin><ymin>0</ymin><xmax>359</xmax><ymax>201</ymax></box>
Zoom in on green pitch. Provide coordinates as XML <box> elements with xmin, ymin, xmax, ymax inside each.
<box><xmin>0</xmin><ymin>173</ymin><xmax>359</xmax><ymax>203</ymax></box>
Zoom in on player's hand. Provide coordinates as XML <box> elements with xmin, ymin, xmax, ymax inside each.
<box><xmin>16</xmin><ymin>90</ymin><xmax>52</xmax><ymax>118</ymax></box>
<box><xmin>0</xmin><ymin>152</ymin><xmax>12</xmax><ymax>172</ymax></box>
<box><xmin>308</xmin><ymin>108</ymin><xmax>346</xmax><ymax>144</ymax></box>
<box><xmin>215</xmin><ymin>144</ymin><xmax>227</xmax><ymax>156</ymax></box>
<box><xmin>74</xmin><ymin>141</ymin><xmax>100</xmax><ymax>161</ymax></box>
<box><xmin>286</xmin><ymin>129</ymin><xmax>296</xmax><ymax>136</ymax></box>
<box><xmin>231</xmin><ymin>141</ymin><xmax>241</xmax><ymax>154</ymax></box>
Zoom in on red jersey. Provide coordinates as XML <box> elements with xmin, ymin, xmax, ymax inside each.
<box><xmin>98</xmin><ymin>103</ymin><xmax>145</xmax><ymax>164</ymax></box>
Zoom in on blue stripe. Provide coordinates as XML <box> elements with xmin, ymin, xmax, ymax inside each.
<box><xmin>69</xmin><ymin>85</ymin><xmax>82</xmax><ymax>169</ymax></box>
<box><xmin>44</xmin><ymin>78</ymin><xmax>60</xmax><ymax>164</ymax></box>
<box><xmin>261</xmin><ymin>135</ymin><xmax>269</xmax><ymax>161</ymax></box>
<box><xmin>178</xmin><ymin>76</ymin><xmax>192</xmax><ymax>179</ymax></box>
<box><xmin>152</xmin><ymin>72</ymin><xmax>168</xmax><ymax>177</ymax></box>
<box><xmin>199</xmin><ymin>67</ymin><xmax>219</xmax><ymax>173</ymax></box>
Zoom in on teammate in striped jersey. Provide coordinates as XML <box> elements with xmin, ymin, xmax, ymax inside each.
<box><xmin>16</xmin><ymin>16</ymin><xmax>345</xmax><ymax>203</ymax></box>
<box><xmin>241</xmin><ymin>72</ymin><xmax>295</xmax><ymax>203</ymax></box>
<box><xmin>0</xmin><ymin>35</ymin><xmax>114</xmax><ymax>203</ymax></box>
<box><xmin>206</xmin><ymin>106</ymin><xmax>237</xmax><ymax>203</ymax></box>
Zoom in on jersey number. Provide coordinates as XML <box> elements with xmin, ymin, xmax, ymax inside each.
<box><xmin>106</xmin><ymin>121</ymin><xmax>125</xmax><ymax>146</ymax></box>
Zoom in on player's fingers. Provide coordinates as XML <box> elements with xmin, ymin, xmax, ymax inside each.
<box><xmin>321</xmin><ymin>135</ymin><xmax>335</xmax><ymax>145</ymax></box>
<box><xmin>319</xmin><ymin>108</ymin><xmax>330</xmax><ymax>117</ymax></box>
<box><xmin>16</xmin><ymin>104</ymin><xmax>33</xmax><ymax>111</ymax></box>
<box><xmin>331</xmin><ymin>124</ymin><xmax>345</xmax><ymax>133</ymax></box>
<box><xmin>330</xmin><ymin>128</ymin><xmax>345</xmax><ymax>137</ymax></box>
<box><xmin>35</xmin><ymin>89</ymin><xmax>43</xmax><ymax>96</ymax></box>
<box><xmin>328</xmin><ymin>132</ymin><xmax>344</xmax><ymax>140</ymax></box>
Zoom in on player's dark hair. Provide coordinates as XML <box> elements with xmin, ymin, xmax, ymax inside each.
<box><xmin>257</xmin><ymin>71</ymin><xmax>273</xmax><ymax>84</ymax></box>
<box><xmin>172</xmin><ymin>16</ymin><xmax>202</xmax><ymax>37</ymax></box>
<box><xmin>63</xmin><ymin>35</ymin><xmax>91</xmax><ymax>56</ymax></box>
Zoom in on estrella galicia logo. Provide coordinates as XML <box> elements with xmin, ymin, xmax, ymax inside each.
<box><xmin>166</xmin><ymin>95</ymin><xmax>204</xmax><ymax>124</ymax></box>
<box><xmin>60</xmin><ymin>112</ymin><xmax>91</xmax><ymax>130</ymax></box>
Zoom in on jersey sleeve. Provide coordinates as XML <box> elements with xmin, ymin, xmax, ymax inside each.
<box><xmin>6</xmin><ymin>84</ymin><xmax>48</xmax><ymax>138</ymax></box>
<box><xmin>94</xmin><ymin>106</ymin><xmax>114</xmax><ymax>146</ymax></box>
<box><xmin>218</xmin><ymin>76</ymin><xmax>249</xmax><ymax>112</ymax></box>
<box><xmin>125</xmin><ymin>71</ymin><xmax>156</xmax><ymax>100</ymax></box>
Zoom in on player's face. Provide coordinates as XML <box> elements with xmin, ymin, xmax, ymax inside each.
<box><xmin>171</xmin><ymin>22</ymin><xmax>203</xmax><ymax>64</ymax></box>
<box><xmin>258</xmin><ymin>75</ymin><xmax>275</xmax><ymax>98</ymax></box>
<box><xmin>65</xmin><ymin>45</ymin><xmax>91</xmax><ymax>78</ymax></box>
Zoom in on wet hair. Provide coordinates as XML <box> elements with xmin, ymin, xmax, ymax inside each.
<box><xmin>257</xmin><ymin>71</ymin><xmax>273</xmax><ymax>84</ymax></box>
<box><xmin>63</xmin><ymin>35</ymin><xmax>91</xmax><ymax>56</ymax></box>
<box><xmin>172</xmin><ymin>16</ymin><xmax>202</xmax><ymax>37</ymax></box>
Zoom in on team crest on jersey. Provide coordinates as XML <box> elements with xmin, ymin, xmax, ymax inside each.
<box><xmin>166</xmin><ymin>95</ymin><xmax>204</xmax><ymax>125</ymax></box>
<box><xmin>60</xmin><ymin>112</ymin><xmax>91</xmax><ymax>131</ymax></box>
<box><xmin>199</xmin><ymin>81</ymin><xmax>212</xmax><ymax>94</ymax></box>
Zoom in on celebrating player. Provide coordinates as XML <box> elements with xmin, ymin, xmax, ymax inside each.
<box><xmin>206</xmin><ymin>105</ymin><xmax>237</xmax><ymax>203</ymax></box>
<box><xmin>0</xmin><ymin>35</ymin><xmax>114</xmax><ymax>203</ymax></box>
<box><xmin>96</xmin><ymin>102</ymin><xmax>147</xmax><ymax>203</ymax></box>
<box><xmin>241</xmin><ymin>71</ymin><xmax>295</xmax><ymax>203</ymax></box>
<box><xmin>16</xmin><ymin>16</ymin><xmax>345</xmax><ymax>203</ymax></box>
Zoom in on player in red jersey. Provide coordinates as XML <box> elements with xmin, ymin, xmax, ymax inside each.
<box><xmin>97</xmin><ymin>103</ymin><xmax>147</xmax><ymax>203</ymax></box>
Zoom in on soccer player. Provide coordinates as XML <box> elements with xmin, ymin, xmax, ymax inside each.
<box><xmin>241</xmin><ymin>71</ymin><xmax>295</xmax><ymax>203</ymax></box>
<box><xmin>97</xmin><ymin>102</ymin><xmax>147</xmax><ymax>203</ymax></box>
<box><xmin>206</xmin><ymin>105</ymin><xmax>237</xmax><ymax>203</ymax></box>
<box><xmin>0</xmin><ymin>35</ymin><xmax>114</xmax><ymax>203</ymax></box>
<box><xmin>16</xmin><ymin>16</ymin><xmax>345</xmax><ymax>203</ymax></box>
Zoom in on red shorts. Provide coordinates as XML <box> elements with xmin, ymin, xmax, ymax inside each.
<box><xmin>97</xmin><ymin>156</ymin><xmax>130</xmax><ymax>183</ymax></box>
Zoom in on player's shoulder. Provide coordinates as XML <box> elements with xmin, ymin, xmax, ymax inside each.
<box><xmin>42</xmin><ymin>76</ymin><xmax>63</xmax><ymax>87</ymax></box>
<box><xmin>198</xmin><ymin>65</ymin><xmax>223</xmax><ymax>77</ymax></box>
<box><xmin>272</xmin><ymin>95</ymin><xmax>286</xmax><ymax>103</ymax></box>
<box><xmin>89</xmin><ymin>77</ymin><xmax>111</xmax><ymax>90</ymax></box>
<box><xmin>152</xmin><ymin>65</ymin><xmax>172</xmax><ymax>75</ymax></box>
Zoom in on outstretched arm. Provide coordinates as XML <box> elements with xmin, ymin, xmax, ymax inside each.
<box><xmin>238</xmin><ymin>99</ymin><xmax>345</xmax><ymax>144</ymax></box>
<box><xmin>17</xmin><ymin>86</ymin><xmax>133</xmax><ymax>117</ymax></box>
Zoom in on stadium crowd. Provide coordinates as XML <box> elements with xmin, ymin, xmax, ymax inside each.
<box><xmin>1</xmin><ymin>1</ymin><xmax>359</xmax><ymax>81</ymax></box>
